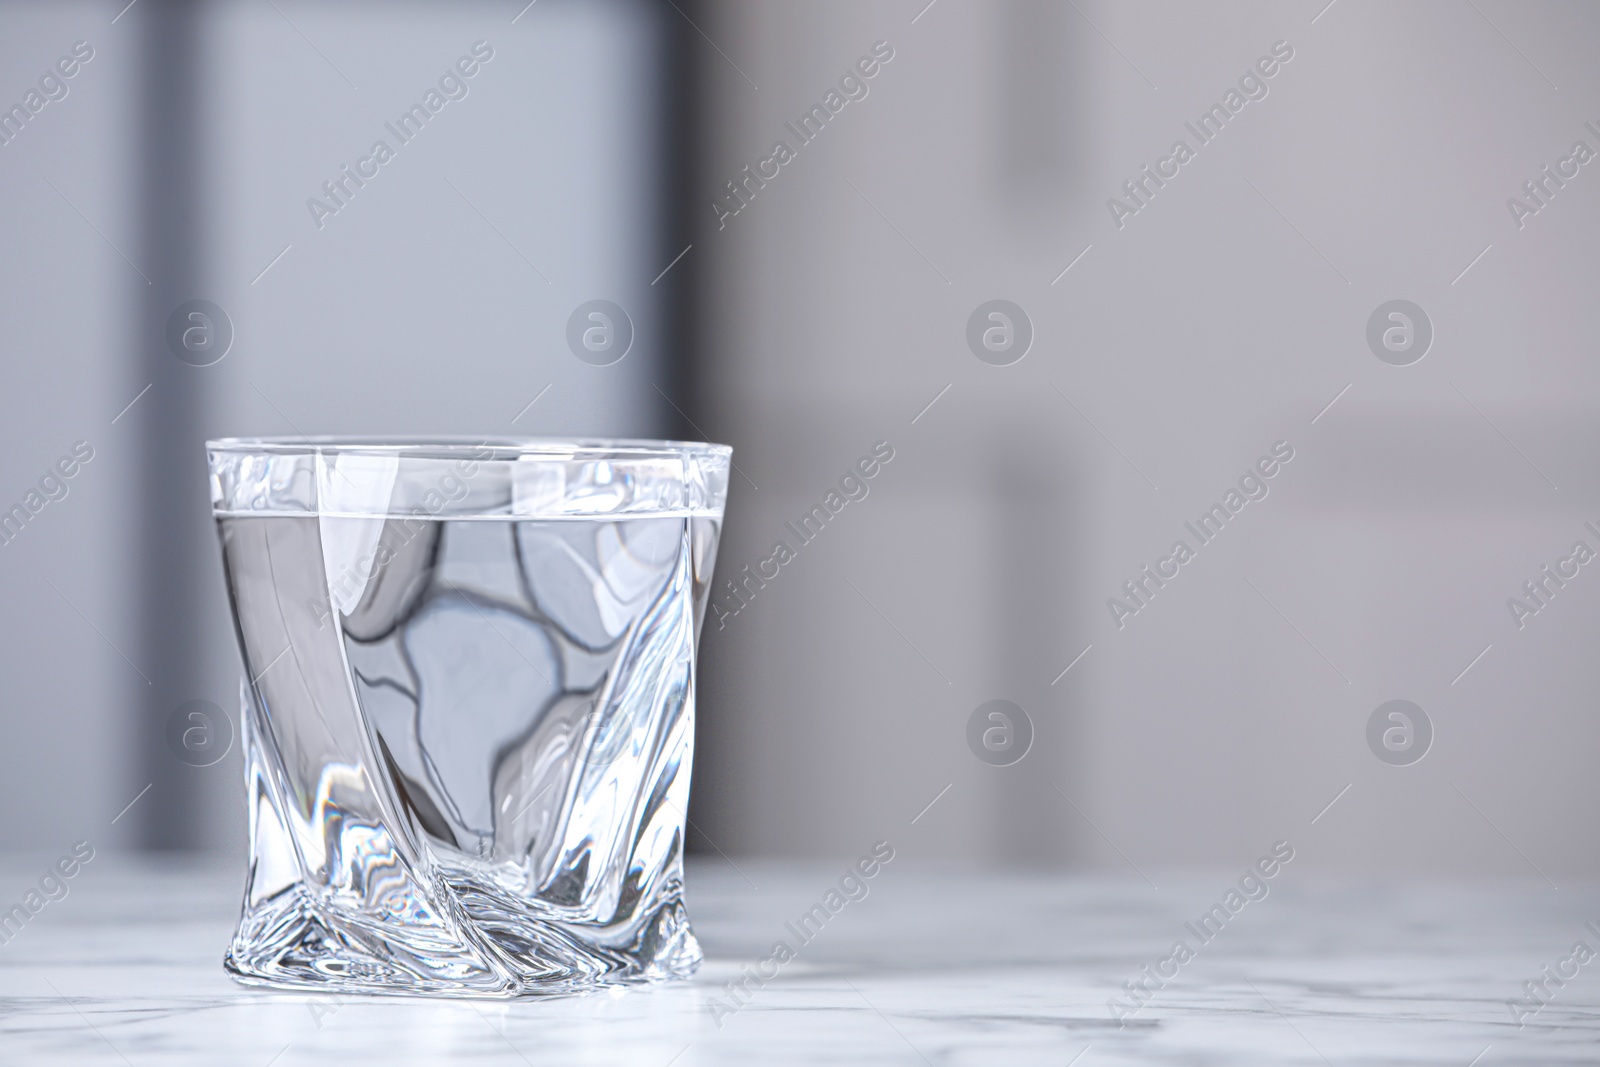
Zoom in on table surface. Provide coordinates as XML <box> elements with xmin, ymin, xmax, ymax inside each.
<box><xmin>0</xmin><ymin>855</ymin><xmax>1595</xmax><ymax>1065</ymax></box>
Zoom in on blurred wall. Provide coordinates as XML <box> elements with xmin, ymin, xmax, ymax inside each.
<box><xmin>688</xmin><ymin>0</ymin><xmax>1600</xmax><ymax>877</ymax></box>
<box><xmin>5</xmin><ymin>0</ymin><xmax>1600</xmax><ymax>880</ymax></box>
<box><xmin>0</xmin><ymin>0</ymin><xmax>681</xmax><ymax>854</ymax></box>
<box><xmin>0</xmin><ymin>1</ymin><xmax>139</xmax><ymax>854</ymax></box>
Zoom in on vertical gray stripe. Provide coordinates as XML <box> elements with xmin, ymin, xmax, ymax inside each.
<box><xmin>134</xmin><ymin>0</ymin><xmax>211</xmax><ymax>850</ymax></box>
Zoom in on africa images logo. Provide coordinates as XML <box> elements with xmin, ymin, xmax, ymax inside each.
<box><xmin>712</xmin><ymin>41</ymin><xmax>895</xmax><ymax>229</ymax></box>
<box><xmin>1106</xmin><ymin>441</ymin><xmax>1294</xmax><ymax>629</ymax></box>
<box><xmin>1105</xmin><ymin>40</ymin><xmax>1294</xmax><ymax>229</ymax></box>
<box><xmin>306</xmin><ymin>42</ymin><xmax>495</xmax><ymax>230</ymax></box>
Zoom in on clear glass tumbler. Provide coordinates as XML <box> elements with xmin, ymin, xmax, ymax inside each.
<box><xmin>207</xmin><ymin>437</ymin><xmax>728</xmax><ymax>996</ymax></box>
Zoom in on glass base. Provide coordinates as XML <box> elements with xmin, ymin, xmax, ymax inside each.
<box><xmin>223</xmin><ymin>889</ymin><xmax>702</xmax><ymax>998</ymax></box>
<box><xmin>224</xmin><ymin>687</ymin><xmax>702</xmax><ymax>998</ymax></box>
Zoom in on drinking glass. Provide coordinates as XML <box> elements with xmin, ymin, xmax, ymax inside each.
<box><xmin>207</xmin><ymin>437</ymin><xmax>728</xmax><ymax>996</ymax></box>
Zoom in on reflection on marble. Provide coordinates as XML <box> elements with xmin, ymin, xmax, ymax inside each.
<box><xmin>0</xmin><ymin>855</ymin><xmax>1596</xmax><ymax>1064</ymax></box>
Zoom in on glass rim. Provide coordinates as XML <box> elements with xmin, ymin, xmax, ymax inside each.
<box><xmin>207</xmin><ymin>435</ymin><xmax>731</xmax><ymax>459</ymax></box>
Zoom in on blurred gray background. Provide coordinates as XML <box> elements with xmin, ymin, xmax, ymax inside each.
<box><xmin>3</xmin><ymin>0</ymin><xmax>1597</xmax><ymax>880</ymax></box>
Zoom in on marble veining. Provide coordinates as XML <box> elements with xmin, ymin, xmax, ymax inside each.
<box><xmin>0</xmin><ymin>858</ymin><xmax>1596</xmax><ymax>1064</ymax></box>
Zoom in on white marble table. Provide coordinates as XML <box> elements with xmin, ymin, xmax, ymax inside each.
<box><xmin>0</xmin><ymin>856</ymin><xmax>1596</xmax><ymax>1064</ymax></box>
